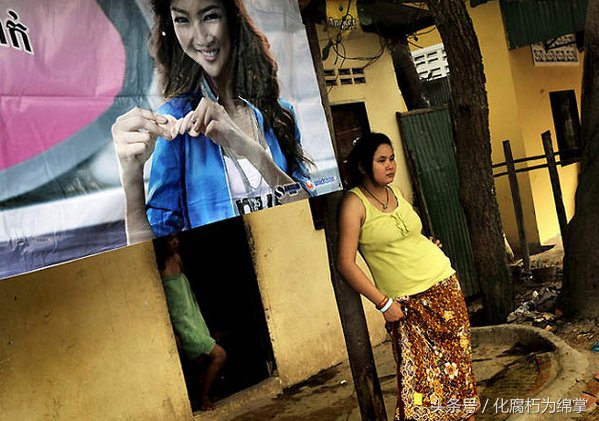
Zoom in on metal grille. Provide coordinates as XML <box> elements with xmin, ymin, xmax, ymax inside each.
<box><xmin>324</xmin><ymin>67</ymin><xmax>367</xmax><ymax>86</ymax></box>
<box><xmin>412</xmin><ymin>43</ymin><xmax>449</xmax><ymax>81</ymax></box>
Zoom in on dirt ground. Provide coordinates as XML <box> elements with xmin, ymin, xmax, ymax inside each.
<box><xmin>502</xmin><ymin>235</ymin><xmax>599</xmax><ymax>420</ymax></box>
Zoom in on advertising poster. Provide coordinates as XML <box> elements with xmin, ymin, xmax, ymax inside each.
<box><xmin>0</xmin><ymin>0</ymin><xmax>341</xmax><ymax>279</ymax></box>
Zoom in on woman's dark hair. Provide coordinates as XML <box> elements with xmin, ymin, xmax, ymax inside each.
<box><xmin>346</xmin><ymin>132</ymin><xmax>393</xmax><ymax>187</ymax></box>
<box><xmin>153</xmin><ymin>235</ymin><xmax>173</xmax><ymax>272</ymax></box>
<box><xmin>149</xmin><ymin>0</ymin><xmax>311</xmax><ymax>175</ymax></box>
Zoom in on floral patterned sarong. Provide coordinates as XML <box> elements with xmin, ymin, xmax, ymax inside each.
<box><xmin>386</xmin><ymin>275</ymin><xmax>479</xmax><ymax>420</ymax></box>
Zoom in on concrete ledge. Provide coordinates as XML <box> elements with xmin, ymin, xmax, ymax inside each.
<box><xmin>194</xmin><ymin>377</ymin><xmax>283</xmax><ymax>421</ymax></box>
<box><xmin>472</xmin><ymin>324</ymin><xmax>590</xmax><ymax>421</ymax></box>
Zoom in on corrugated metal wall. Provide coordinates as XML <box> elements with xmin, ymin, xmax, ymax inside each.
<box><xmin>500</xmin><ymin>0</ymin><xmax>588</xmax><ymax>49</ymax></box>
<box><xmin>398</xmin><ymin>108</ymin><xmax>479</xmax><ymax>297</ymax></box>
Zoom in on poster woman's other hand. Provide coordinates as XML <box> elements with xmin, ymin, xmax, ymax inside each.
<box><xmin>112</xmin><ymin>107</ymin><xmax>173</xmax><ymax>170</ymax></box>
<box><xmin>112</xmin><ymin>107</ymin><xmax>174</xmax><ymax>244</ymax></box>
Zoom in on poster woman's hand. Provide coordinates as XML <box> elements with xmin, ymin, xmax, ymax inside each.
<box><xmin>183</xmin><ymin>98</ymin><xmax>300</xmax><ymax>190</ymax></box>
<box><xmin>188</xmin><ymin>98</ymin><xmax>256</xmax><ymax>157</ymax></box>
<box><xmin>112</xmin><ymin>107</ymin><xmax>174</xmax><ymax>172</ymax></box>
<box><xmin>111</xmin><ymin>107</ymin><xmax>174</xmax><ymax>245</ymax></box>
<box><xmin>170</xmin><ymin>111</ymin><xmax>197</xmax><ymax>138</ymax></box>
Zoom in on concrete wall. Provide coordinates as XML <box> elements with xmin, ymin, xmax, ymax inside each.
<box><xmin>319</xmin><ymin>25</ymin><xmax>414</xmax><ymax>200</ymax></box>
<box><xmin>0</xmin><ymin>209</ymin><xmax>389</xmax><ymax>419</ymax></box>
<box><xmin>469</xmin><ymin>2</ymin><xmax>542</xmax><ymax>248</ymax></box>
<box><xmin>244</xmin><ymin>200</ymin><xmax>388</xmax><ymax>386</ymax></box>
<box><xmin>0</xmin><ymin>242</ymin><xmax>192</xmax><ymax>420</ymax></box>
<box><xmin>507</xmin><ymin>45</ymin><xmax>582</xmax><ymax>243</ymax></box>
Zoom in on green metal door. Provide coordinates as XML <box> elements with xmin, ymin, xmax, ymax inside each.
<box><xmin>397</xmin><ymin>108</ymin><xmax>479</xmax><ymax>297</ymax></box>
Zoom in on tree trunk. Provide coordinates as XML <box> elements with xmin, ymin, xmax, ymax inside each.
<box><xmin>563</xmin><ymin>0</ymin><xmax>599</xmax><ymax>318</ymax></box>
<box><xmin>389</xmin><ymin>36</ymin><xmax>430</xmax><ymax>110</ymax></box>
<box><xmin>426</xmin><ymin>0</ymin><xmax>514</xmax><ymax>323</ymax></box>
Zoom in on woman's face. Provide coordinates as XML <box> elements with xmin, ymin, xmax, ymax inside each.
<box><xmin>166</xmin><ymin>234</ymin><xmax>180</xmax><ymax>255</ymax></box>
<box><xmin>370</xmin><ymin>143</ymin><xmax>396</xmax><ymax>186</ymax></box>
<box><xmin>170</xmin><ymin>0</ymin><xmax>231</xmax><ymax>83</ymax></box>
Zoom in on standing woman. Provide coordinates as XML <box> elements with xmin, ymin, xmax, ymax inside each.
<box><xmin>112</xmin><ymin>0</ymin><xmax>313</xmax><ymax>243</ymax></box>
<box><xmin>337</xmin><ymin>133</ymin><xmax>478</xmax><ymax>420</ymax></box>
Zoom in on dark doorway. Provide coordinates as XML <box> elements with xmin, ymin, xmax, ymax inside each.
<box><xmin>168</xmin><ymin>217</ymin><xmax>275</xmax><ymax>410</ymax></box>
<box><xmin>331</xmin><ymin>102</ymin><xmax>371</xmax><ymax>187</ymax></box>
<box><xmin>549</xmin><ymin>90</ymin><xmax>581</xmax><ymax>165</ymax></box>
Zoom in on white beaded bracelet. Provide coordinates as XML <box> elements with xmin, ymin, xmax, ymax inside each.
<box><xmin>379</xmin><ymin>298</ymin><xmax>393</xmax><ymax>313</ymax></box>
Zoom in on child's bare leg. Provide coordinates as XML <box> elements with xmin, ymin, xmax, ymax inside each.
<box><xmin>200</xmin><ymin>344</ymin><xmax>226</xmax><ymax>410</ymax></box>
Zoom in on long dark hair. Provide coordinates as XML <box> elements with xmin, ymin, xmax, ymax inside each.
<box><xmin>153</xmin><ymin>236</ymin><xmax>169</xmax><ymax>273</ymax></box>
<box><xmin>149</xmin><ymin>0</ymin><xmax>310</xmax><ymax>175</ymax></box>
<box><xmin>346</xmin><ymin>132</ymin><xmax>393</xmax><ymax>187</ymax></box>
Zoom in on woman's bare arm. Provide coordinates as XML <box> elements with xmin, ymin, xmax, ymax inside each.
<box><xmin>112</xmin><ymin>107</ymin><xmax>173</xmax><ymax>244</ymax></box>
<box><xmin>184</xmin><ymin>98</ymin><xmax>307</xmax><ymax>197</ymax></box>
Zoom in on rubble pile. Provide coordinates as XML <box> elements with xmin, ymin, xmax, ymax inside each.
<box><xmin>507</xmin><ymin>286</ymin><xmax>559</xmax><ymax>329</ymax></box>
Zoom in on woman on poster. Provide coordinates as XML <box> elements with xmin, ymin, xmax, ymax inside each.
<box><xmin>337</xmin><ymin>132</ymin><xmax>478</xmax><ymax>420</ymax></box>
<box><xmin>112</xmin><ymin>0</ymin><xmax>314</xmax><ymax>243</ymax></box>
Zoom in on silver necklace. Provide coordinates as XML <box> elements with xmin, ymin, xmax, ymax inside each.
<box><xmin>198</xmin><ymin>73</ymin><xmax>267</xmax><ymax>197</ymax></box>
<box><xmin>222</xmin><ymin>105</ymin><xmax>266</xmax><ymax>196</ymax></box>
<box><xmin>363</xmin><ymin>185</ymin><xmax>389</xmax><ymax>210</ymax></box>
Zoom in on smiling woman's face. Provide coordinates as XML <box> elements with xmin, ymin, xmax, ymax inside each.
<box><xmin>170</xmin><ymin>0</ymin><xmax>231</xmax><ymax>83</ymax></box>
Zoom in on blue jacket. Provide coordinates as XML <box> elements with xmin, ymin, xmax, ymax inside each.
<box><xmin>146</xmin><ymin>95</ymin><xmax>313</xmax><ymax>237</ymax></box>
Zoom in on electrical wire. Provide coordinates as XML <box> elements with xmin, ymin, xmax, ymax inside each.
<box><xmin>324</xmin><ymin>1</ymin><xmax>387</xmax><ymax>91</ymax></box>
<box><xmin>326</xmin><ymin>0</ymin><xmax>427</xmax><ymax>90</ymax></box>
<box><xmin>414</xmin><ymin>26</ymin><xmax>437</xmax><ymax>39</ymax></box>
<box><xmin>408</xmin><ymin>39</ymin><xmax>423</xmax><ymax>49</ymax></box>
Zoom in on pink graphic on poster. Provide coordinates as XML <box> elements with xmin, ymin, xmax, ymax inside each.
<box><xmin>0</xmin><ymin>1</ymin><xmax>125</xmax><ymax>170</ymax></box>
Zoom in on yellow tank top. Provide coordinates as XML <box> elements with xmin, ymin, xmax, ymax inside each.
<box><xmin>350</xmin><ymin>185</ymin><xmax>455</xmax><ymax>298</ymax></box>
